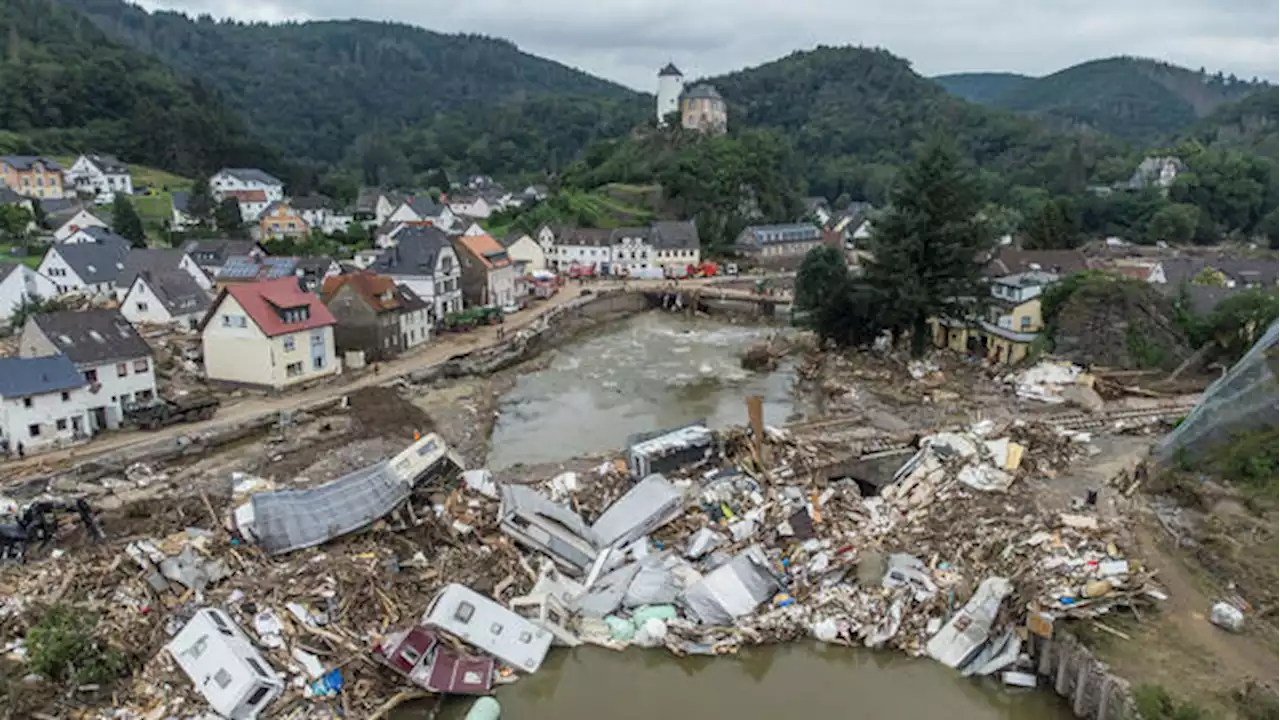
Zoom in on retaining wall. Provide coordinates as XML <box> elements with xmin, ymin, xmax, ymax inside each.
<box><xmin>1031</xmin><ymin>631</ymin><xmax>1135</xmax><ymax>720</ymax></box>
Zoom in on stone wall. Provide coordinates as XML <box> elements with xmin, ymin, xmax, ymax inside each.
<box><xmin>1031</xmin><ymin>631</ymin><xmax>1135</xmax><ymax>720</ymax></box>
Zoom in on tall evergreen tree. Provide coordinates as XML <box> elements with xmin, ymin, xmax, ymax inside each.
<box><xmin>861</xmin><ymin>137</ymin><xmax>994</xmax><ymax>356</ymax></box>
<box><xmin>188</xmin><ymin>175</ymin><xmax>214</xmax><ymax>222</ymax></box>
<box><xmin>112</xmin><ymin>195</ymin><xmax>147</xmax><ymax>248</ymax></box>
<box><xmin>1025</xmin><ymin>200</ymin><xmax>1072</xmax><ymax>249</ymax></box>
<box><xmin>214</xmin><ymin>198</ymin><xmax>244</xmax><ymax>235</ymax></box>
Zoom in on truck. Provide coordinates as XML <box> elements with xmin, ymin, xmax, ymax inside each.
<box><xmin>687</xmin><ymin>262</ymin><xmax>719</xmax><ymax>278</ymax></box>
<box><xmin>123</xmin><ymin>394</ymin><xmax>220</xmax><ymax>430</ymax></box>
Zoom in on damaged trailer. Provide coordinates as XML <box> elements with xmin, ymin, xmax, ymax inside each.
<box><xmin>423</xmin><ymin>584</ymin><xmax>554</xmax><ymax>673</ymax></box>
<box><xmin>236</xmin><ymin>433</ymin><xmax>462</xmax><ymax>555</ymax></box>
<box><xmin>374</xmin><ymin>625</ymin><xmax>496</xmax><ymax>695</ymax></box>
<box><xmin>590</xmin><ymin>473</ymin><xmax>686</xmax><ymax>549</ymax></box>
<box><xmin>499</xmin><ymin>485</ymin><xmax>601</xmax><ymax>575</ymax></box>
<box><xmin>167</xmin><ymin>608</ymin><xmax>284</xmax><ymax>720</ymax></box>
<box><xmin>627</xmin><ymin>421</ymin><xmax>715</xmax><ymax>478</ymax></box>
<box><xmin>681</xmin><ymin>545</ymin><xmax>782</xmax><ymax>625</ymax></box>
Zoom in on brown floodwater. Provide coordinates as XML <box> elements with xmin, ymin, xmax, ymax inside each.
<box><xmin>429</xmin><ymin>645</ymin><xmax>1071</xmax><ymax>720</ymax></box>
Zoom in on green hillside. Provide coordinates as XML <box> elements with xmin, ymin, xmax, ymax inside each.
<box><xmin>933</xmin><ymin>72</ymin><xmax>1032</xmax><ymax>104</ymax></box>
<box><xmin>1180</xmin><ymin>88</ymin><xmax>1279</xmax><ymax>158</ymax></box>
<box><xmin>59</xmin><ymin>0</ymin><xmax>639</xmax><ymax>163</ymax></box>
<box><xmin>0</xmin><ymin>0</ymin><xmax>274</xmax><ymax>177</ymax></box>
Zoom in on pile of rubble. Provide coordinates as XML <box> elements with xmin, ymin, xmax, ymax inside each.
<box><xmin>1</xmin><ymin>416</ymin><xmax>1165</xmax><ymax>718</ymax></box>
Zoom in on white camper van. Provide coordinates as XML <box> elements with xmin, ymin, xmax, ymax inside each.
<box><xmin>166</xmin><ymin>608</ymin><xmax>284</xmax><ymax>719</ymax></box>
<box><xmin>423</xmin><ymin>584</ymin><xmax>553</xmax><ymax>673</ymax></box>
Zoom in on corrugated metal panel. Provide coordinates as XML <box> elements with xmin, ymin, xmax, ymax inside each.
<box><xmin>250</xmin><ymin>463</ymin><xmax>410</xmax><ymax>555</ymax></box>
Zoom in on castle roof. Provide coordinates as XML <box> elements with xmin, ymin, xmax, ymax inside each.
<box><xmin>658</xmin><ymin>62</ymin><xmax>683</xmax><ymax>77</ymax></box>
<box><xmin>683</xmin><ymin>84</ymin><xmax>722</xmax><ymax>100</ymax></box>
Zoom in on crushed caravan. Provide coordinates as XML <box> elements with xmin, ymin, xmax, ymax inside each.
<box><xmin>374</xmin><ymin>625</ymin><xmax>496</xmax><ymax>695</ymax></box>
<box><xmin>166</xmin><ymin>608</ymin><xmax>284</xmax><ymax>720</ymax></box>
<box><xmin>681</xmin><ymin>545</ymin><xmax>782</xmax><ymax>625</ymax></box>
<box><xmin>235</xmin><ymin>433</ymin><xmax>462</xmax><ymax>554</ymax></box>
<box><xmin>423</xmin><ymin>584</ymin><xmax>554</xmax><ymax>673</ymax></box>
<box><xmin>627</xmin><ymin>421</ymin><xmax>715</xmax><ymax>478</ymax></box>
<box><xmin>590</xmin><ymin>473</ymin><xmax>685</xmax><ymax>549</ymax></box>
<box><xmin>499</xmin><ymin>485</ymin><xmax>600</xmax><ymax>574</ymax></box>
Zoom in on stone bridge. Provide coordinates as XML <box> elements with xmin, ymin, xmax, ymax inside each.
<box><xmin>642</xmin><ymin>287</ymin><xmax>794</xmax><ymax>318</ymax></box>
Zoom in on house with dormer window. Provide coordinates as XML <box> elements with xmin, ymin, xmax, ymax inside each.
<box><xmin>200</xmin><ymin>277</ymin><xmax>338</xmax><ymax>389</ymax></box>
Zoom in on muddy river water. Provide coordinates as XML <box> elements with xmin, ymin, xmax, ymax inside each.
<box><xmin>434</xmin><ymin>313</ymin><xmax>1071</xmax><ymax>719</ymax></box>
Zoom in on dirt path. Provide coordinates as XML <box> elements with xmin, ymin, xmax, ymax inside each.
<box><xmin>1084</xmin><ymin>510</ymin><xmax>1278</xmax><ymax>717</ymax></box>
<box><xmin>2</xmin><ymin>279</ymin><xmax>706</xmax><ymax>479</ymax></box>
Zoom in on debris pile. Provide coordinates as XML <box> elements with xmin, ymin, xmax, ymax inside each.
<box><xmin>1</xmin><ymin>416</ymin><xmax>1167</xmax><ymax>717</ymax></box>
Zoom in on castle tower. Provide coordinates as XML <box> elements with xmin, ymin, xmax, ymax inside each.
<box><xmin>656</xmin><ymin>62</ymin><xmax>684</xmax><ymax>125</ymax></box>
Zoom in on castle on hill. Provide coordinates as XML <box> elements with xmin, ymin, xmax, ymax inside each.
<box><xmin>656</xmin><ymin>63</ymin><xmax>727</xmax><ymax>136</ymax></box>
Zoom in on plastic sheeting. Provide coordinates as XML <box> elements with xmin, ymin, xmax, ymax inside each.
<box><xmin>249</xmin><ymin>463</ymin><xmax>411</xmax><ymax>555</ymax></box>
<box><xmin>623</xmin><ymin>553</ymin><xmax>686</xmax><ymax>608</ymax></box>
<box><xmin>681</xmin><ymin>546</ymin><xmax>781</xmax><ymax>625</ymax></box>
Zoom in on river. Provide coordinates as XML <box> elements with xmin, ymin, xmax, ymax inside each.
<box><xmin>438</xmin><ymin>312</ymin><xmax>1072</xmax><ymax>719</ymax></box>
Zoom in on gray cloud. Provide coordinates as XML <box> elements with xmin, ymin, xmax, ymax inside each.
<box><xmin>136</xmin><ymin>0</ymin><xmax>1279</xmax><ymax>89</ymax></box>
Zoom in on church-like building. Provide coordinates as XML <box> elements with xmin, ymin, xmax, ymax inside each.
<box><xmin>656</xmin><ymin>63</ymin><xmax>727</xmax><ymax>136</ymax></box>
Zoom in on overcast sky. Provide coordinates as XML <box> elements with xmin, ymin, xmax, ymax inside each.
<box><xmin>135</xmin><ymin>0</ymin><xmax>1279</xmax><ymax>89</ymax></box>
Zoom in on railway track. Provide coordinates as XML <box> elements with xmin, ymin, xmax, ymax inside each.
<box><xmin>790</xmin><ymin>403</ymin><xmax>1197</xmax><ymax>460</ymax></box>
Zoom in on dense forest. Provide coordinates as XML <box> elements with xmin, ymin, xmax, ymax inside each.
<box><xmin>938</xmin><ymin>57</ymin><xmax>1270</xmax><ymax>144</ymax></box>
<box><xmin>0</xmin><ymin>0</ymin><xmax>273</xmax><ymax>176</ymax></box>
<box><xmin>1179</xmin><ymin>88</ymin><xmax>1280</xmax><ymax>158</ymax></box>
<box><xmin>933</xmin><ymin>72</ymin><xmax>1033</xmax><ymax>104</ymax></box>
<box><xmin>58</xmin><ymin>0</ymin><xmax>637</xmax><ymax>162</ymax></box>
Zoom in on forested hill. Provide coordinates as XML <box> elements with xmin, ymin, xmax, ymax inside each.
<box><xmin>933</xmin><ymin>72</ymin><xmax>1032</xmax><ymax>104</ymax></box>
<box><xmin>58</xmin><ymin>0</ymin><xmax>640</xmax><ymax>163</ymax></box>
<box><xmin>941</xmin><ymin>57</ymin><xmax>1271</xmax><ymax>144</ymax></box>
<box><xmin>0</xmin><ymin>0</ymin><xmax>273</xmax><ymax>177</ymax></box>
<box><xmin>698</xmin><ymin>46</ymin><xmax>1126</xmax><ymax>203</ymax></box>
<box><xmin>1179</xmin><ymin>88</ymin><xmax>1279</xmax><ymax>158</ymax></box>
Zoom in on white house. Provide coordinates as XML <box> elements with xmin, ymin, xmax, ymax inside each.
<box><xmin>170</xmin><ymin>191</ymin><xmax>200</xmax><ymax>229</ymax></box>
<box><xmin>454</xmin><ymin>233</ymin><xmax>518</xmax><ymax>309</ymax></box>
<box><xmin>62</xmin><ymin>225</ymin><xmax>130</xmax><ymax>246</ymax></box>
<box><xmin>66</xmin><ymin>154</ymin><xmax>133</xmax><ymax>204</ymax></box>
<box><xmin>120</xmin><ymin>271</ymin><xmax>212</xmax><ymax>330</ymax></box>
<box><xmin>369</xmin><ymin>226</ymin><xmax>462</xmax><ymax>321</ymax></box>
<box><xmin>535</xmin><ymin>224</ymin><xmax>559</xmax><ymax>266</ymax></box>
<box><xmin>0</xmin><ymin>354</ymin><xmax>92</xmax><ymax>454</ymax></box>
<box><xmin>37</xmin><ymin>234</ymin><xmax>130</xmax><ymax>297</ymax></box>
<box><xmin>19</xmin><ymin>309</ymin><xmax>157</xmax><ymax>432</ymax></box>
<box><xmin>386</xmin><ymin>196</ymin><xmax>456</xmax><ymax>230</ymax></box>
<box><xmin>0</xmin><ymin>261</ymin><xmax>58</xmax><ymax>327</ymax></box>
<box><xmin>447</xmin><ymin>193</ymin><xmax>494</xmax><ymax>220</ymax></box>
<box><xmin>500</xmin><ymin>232</ymin><xmax>547</xmax><ymax>273</ymax></box>
<box><xmin>650</xmin><ymin>220</ymin><xmax>701</xmax><ymax>272</ymax></box>
<box><xmin>553</xmin><ymin>228</ymin><xmax>614</xmax><ymax>272</ymax></box>
<box><xmin>201</xmin><ymin>278</ymin><xmax>338</xmax><ymax>389</ymax></box>
<box><xmin>223</xmin><ymin>190</ymin><xmax>271</xmax><ymax>222</ymax></box>
<box><xmin>118</xmin><ymin>248</ymin><xmax>212</xmax><ymax>293</ymax></box>
<box><xmin>396</xmin><ymin>285</ymin><xmax>432</xmax><ymax>351</ymax></box>
<box><xmin>210</xmin><ymin>168</ymin><xmax>285</xmax><ymax>202</ymax></box>
<box><xmin>609</xmin><ymin>227</ymin><xmax>653</xmax><ymax>277</ymax></box>
<box><xmin>53</xmin><ymin>208</ymin><xmax>109</xmax><ymax>242</ymax></box>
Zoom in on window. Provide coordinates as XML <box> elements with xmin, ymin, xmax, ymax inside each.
<box><xmin>453</xmin><ymin>602</ymin><xmax>475</xmax><ymax>624</ymax></box>
<box><xmin>136</xmin><ymin>389</ymin><xmax>154</xmax><ymax>403</ymax></box>
<box><xmin>248</xmin><ymin>681</ymin><xmax>273</xmax><ymax>707</ymax></box>
<box><xmin>84</xmin><ymin>369</ymin><xmax>98</xmax><ymax>383</ymax></box>
<box><xmin>519</xmin><ymin>631</ymin><xmax>533</xmax><ymax>644</ymax></box>
<box><xmin>310</xmin><ymin>331</ymin><xmax>324</xmax><ymax>347</ymax></box>
<box><xmin>490</xmin><ymin>623</ymin><xmax>503</xmax><ymax>635</ymax></box>
<box><xmin>283</xmin><ymin>337</ymin><xmax>296</xmax><ymax>352</ymax></box>
<box><xmin>28</xmin><ymin>424</ymin><xmax>40</xmax><ymax>437</ymax></box>
<box><xmin>213</xmin><ymin>669</ymin><xmax>233</xmax><ymax>689</ymax></box>
<box><xmin>246</xmin><ymin>658</ymin><xmax>270</xmax><ymax>679</ymax></box>
<box><xmin>399</xmin><ymin>646</ymin><xmax>422</xmax><ymax>665</ymax></box>
<box><xmin>23</xmin><ymin>397</ymin><xmax>33</xmax><ymax>408</ymax></box>
<box><xmin>312</xmin><ymin>355</ymin><xmax>325</xmax><ymax>370</ymax></box>
<box><xmin>56</xmin><ymin>419</ymin><xmax>67</xmax><ymax>431</ymax></box>
<box><xmin>1020</xmin><ymin>316</ymin><xmax>1032</xmax><ymax>330</ymax></box>
<box><xmin>135</xmin><ymin>301</ymin><xmax>148</xmax><ymax>311</ymax></box>
<box><xmin>134</xmin><ymin>358</ymin><xmax>148</xmax><ymax>373</ymax></box>
<box><xmin>116</xmin><ymin>362</ymin><xmax>128</xmax><ymax>377</ymax></box>
<box><xmin>60</xmin><ymin>391</ymin><xmax>69</xmax><ymax>402</ymax></box>
<box><xmin>286</xmin><ymin>361</ymin><xmax>304</xmax><ymax>377</ymax></box>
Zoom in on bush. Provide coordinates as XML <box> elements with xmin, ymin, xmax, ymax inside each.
<box><xmin>26</xmin><ymin>604</ymin><xmax>125</xmax><ymax>685</ymax></box>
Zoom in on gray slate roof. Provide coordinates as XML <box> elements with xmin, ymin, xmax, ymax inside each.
<box><xmin>659</xmin><ymin>62</ymin><xmax>683</xmax><ymax>77</ymax></box>
<box><xmin>1161</xmin><ymin>257</ymin><xmax>1279</xmax><ymax>288</ymax></box>
<box><xmin>118</xmin><ymin>248</ymin><xmax>196</xmax><ymax>289</ymax></box>
<box><xmin>0</xmin><ymin>260</ymin><xmax>20</xmax><ymax>283</ymax></box>
<box><xmin>216</xmin><ymin>167</ymin><xmax>283</xmax><ymax>186</ymax></box>
<box><xmin>29</xmin><ymin>309</ymin><xmax>151</xmax><ymax>365</ymax></box>
<box><xmin>0</xmin><ymin>354</ymin><xmax>85</xmax><ymax>399</ymax></box>
<box><xmin>395</xmin><ymin>284</ymin><xmax>430</xmax><ymax>311</ymax></box>
<box><xmin>51</xmin><ymin>235</ymin><xmax>131</xmax><ymax>286</ymax></box>
<box><xmin>406</xmin><ymin>196</ymin><xmax>442</xmax><ymax>217</ymax></box>
<box><xmin>171</xmin><ymin>191</ymin><xmax>190</xmax><ymax>214</ymax></box>
<box><xmin>291</xmin><ymin>194</ymin><xmax>333</xmax><ymax>211</ymax></box>
<box><xmin>0</xmin><ymin>186</ymin><xmax>28</xmax><ymax>205</ymax></box>
<box><xmin>736</xmin><ymin>224</ymin><xmax>822</xmax><ymax>248</ymax></box>
<box><xmin>1</xmin><ymin>155</ymin><xmax>63</xmax><ymax>171</ymax></box>
<box><xmin>40</xmin><ymin>198</ymin><xmax>87</xmax><ymax>224</ymax></box>
<box><xmin>83</xmin><ymin>153</ymin><xmax>129</xmax><ymax>174</ymax></box>
<box><xmin>610</xmin><ymin>227</ymin><xmax>651</xmax><ymax>243</ymax></box>
<box><xmin>134</xmin><ymin>271</ymin><xmax>211</xmax><ymax>316</ymax></box>
<box><xmin>683</xmin><ymin>84</ymin><xmax>723</xmax><ymax>101</ymax></box>
<box><xmin>180</xmin><ymin>239</ymin><xmax>261</xmax><ymax>266</ymax></box>
<box><xmin>559</xmin><ymin>228</ymin><xmax>614</xmax><ymax>247</ymax></box>
<box><xmin>372</xmin><ymin>226</ymin><xmax>452</xmax><ymax>276</ymax></box>
<box><xmin>651</xmin><ymin>220</ymin><xmax>700</xmax><ymax>250</ymax></box>
<box><xmin>355</xmin><ymin>187</ymin><xmax>383</xmax><ymax>214</ymax></box>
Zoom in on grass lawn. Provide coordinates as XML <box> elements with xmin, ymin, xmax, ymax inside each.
<box><xmin>0</xmin><ymin>243</ymin><xmax>41</xmax><ymax>268</ymax></box>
